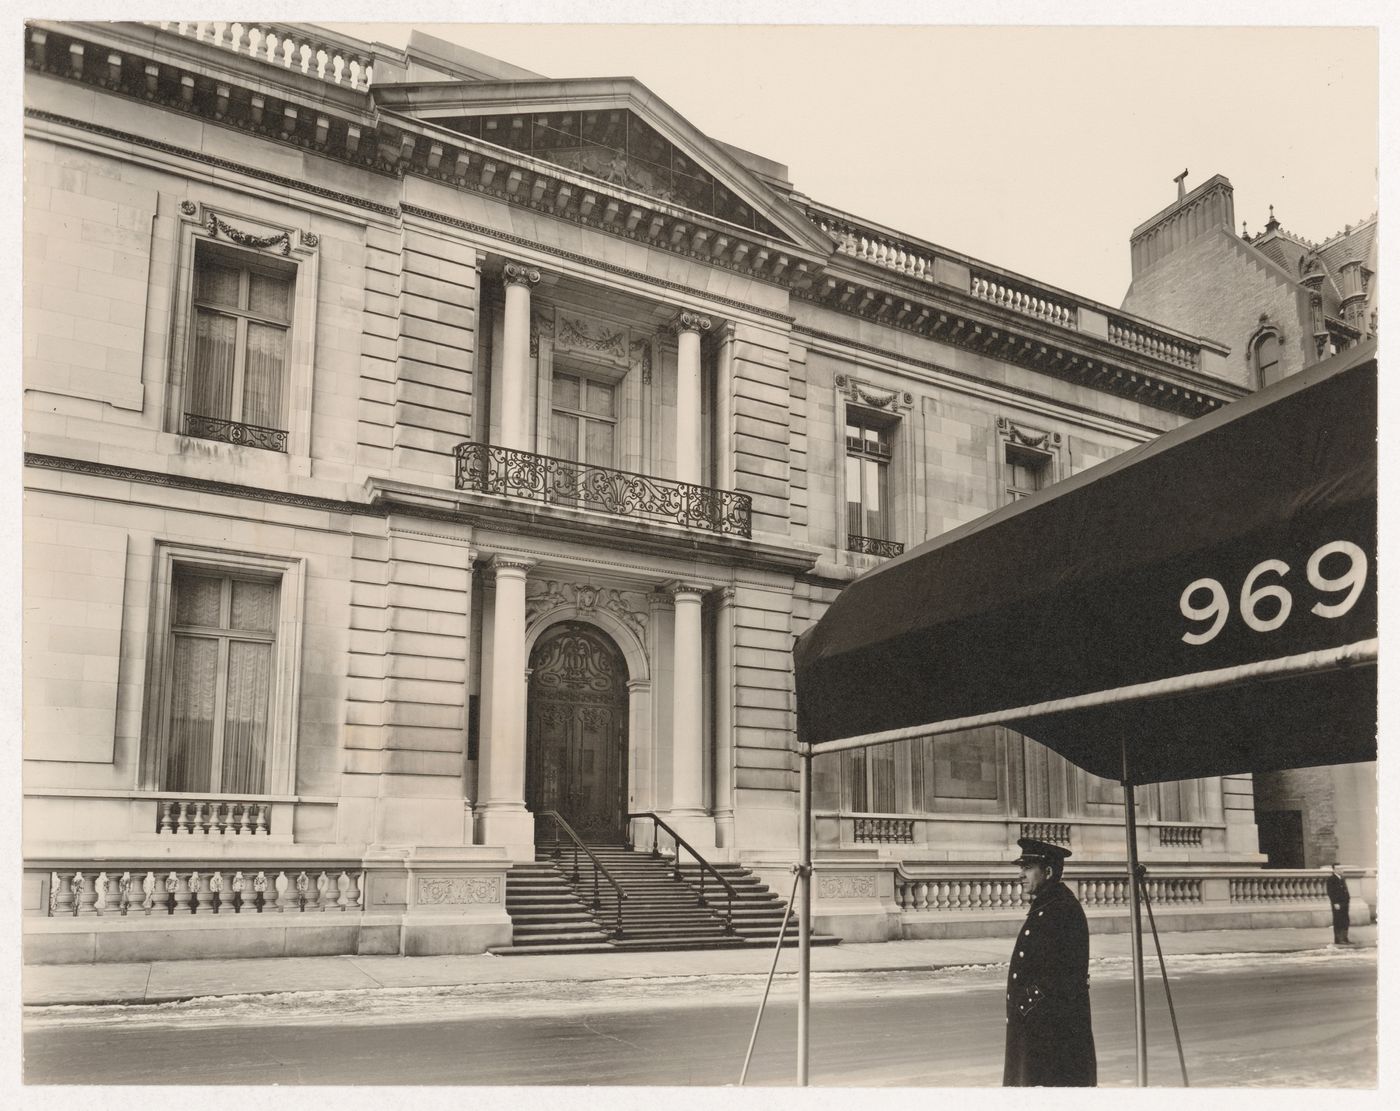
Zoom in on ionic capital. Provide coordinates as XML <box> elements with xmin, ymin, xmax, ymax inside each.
<box><xmin>666</xmin><ymin>580</ymin><xmax>710</xmax><ymax>600</ymax></box>
<box><xmin>670</xmin><ymin>311</ymin><xmax>713</xmax><ymax>337</ymax></box>
<box><xmin>503</xmin><ymin>261</ymin><xmax>541</xmax><ymax>288</ymax></box>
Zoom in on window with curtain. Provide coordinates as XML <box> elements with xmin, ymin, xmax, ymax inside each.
<box><xmin>845</xmin><ymin>412</ymin><xmax>895</xmax><ymax>549</ymax></box>
<box><xmin>1004</xmin><ymin>442</ymin><xmax>1052</xmax><ymax>502</ymax></box>
<box><xmin>1254</xmin><ymin>333</ymin><xmax>1282</xmax><ymax>388</ymax></box>
<box><xmin>841</xmin><ymin>743</ymin><xmax>899</xmax><ymax>812</ymax></box>
<box><xmin>160</xmin><ymin>568</ymin><xmax>279</xmax><ymax>794</ymax></box>
<box><xmin>551</xmin><ymin>371</ymin><xmax>618</xmax><ymax>467</ymax></box>
<box><xmin>186</xmin><ymin>248</ymin><xmax>293</xmax><ymax>451</ymax></box>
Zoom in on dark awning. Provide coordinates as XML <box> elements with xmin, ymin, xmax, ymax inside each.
<box><xmin>794</xmin><ymin>340</ymin><xmax>1377</xmax><ymax>784</ymax></box>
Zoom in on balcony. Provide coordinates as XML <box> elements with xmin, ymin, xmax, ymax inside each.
<box><xmin>454</xmin><ymin>442</ymin><xmax>752</xmax><ymax>538</ymax></box>
<box><xmin>848</xmin><ymin>533</ymin><xmax>904</xmax><ymax>558</ymax></box>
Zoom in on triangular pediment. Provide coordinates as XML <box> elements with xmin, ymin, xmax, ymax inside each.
<box><xmin>371</xmin><ymin>77</ymin><xmax>830</xmax><ymax>252</ymax></box>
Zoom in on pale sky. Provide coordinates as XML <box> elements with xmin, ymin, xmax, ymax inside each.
<box><xmin>328</xmin><ymin>17</ymin><xmax>1379</xmax><ymax>309</ymax></box>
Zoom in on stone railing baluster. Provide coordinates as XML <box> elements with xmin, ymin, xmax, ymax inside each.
<box><xmin>254</xmin><ymin>871</ymin><xmax>269</xmax><ymax>913</ymax></box>
<box><xmin>209</xmin><ymin>871</ymin><xmax>225</xmax><ymax>914</ymax></box>
<box><xmin>93</xmin><ymin>872</ymin><xmax>109</xmax><ymax>916</ymax></box>
<box><xmin>273</xmin><ymin>871</ymin><xmax>289</xmax><ymax>913</ymax></box>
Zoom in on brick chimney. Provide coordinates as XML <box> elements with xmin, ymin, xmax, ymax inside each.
<box><xmin>1129</xmin><ymin>173</ymin><xmax>1236</xmax><ymax>277</ymax></box>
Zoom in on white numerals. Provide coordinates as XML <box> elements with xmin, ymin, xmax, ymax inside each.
<box><xmin>1180</xmin><ymin>540</ymin><xmax>1367</xmax><ymax>646</ymax></box>
<box><xmin>1306</xmin><ymin>541</ymin><xmax>1367</xmax><ymax>619</ymax></box>
<box><xmin>1239</xmin><ymin>559</ymin><xmax>1292</xmax><ymax>633</ymax></box>
<box><xmin>1180</xmin><ymin>578</ymin><xmax>1229</xmax><ymax>645</ymax></box>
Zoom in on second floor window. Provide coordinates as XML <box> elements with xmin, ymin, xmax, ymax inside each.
<box><xmin>551</xmin><ymin>371</ymin><xmax>617</xmax><ymax>468</ymax></box>
<box><xmin>161</xmin><ymin>568</ymin><xmax>279</xmax><ymax>794</ymax></box>
<box><xmin>846</xmin><ymin>414</ymin><xmax>893</xmax><ymax>546</ymax></box>
<box><xmin>187</xmin><ymin>250</ymin><xmax>293</xmax><ymax>451</ymax></box>
<box><xmin>1005</xmin><ymin>443</ymin><xmax>1052</xmax><ymax>502</ymax></box>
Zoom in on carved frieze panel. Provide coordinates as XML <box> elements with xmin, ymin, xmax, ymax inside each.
<box><xmin>817</xmin><ymin>873</ymin><xmax>878</xmax><ymax>899</ymax></box>
<box><xmin>526</xmin><ymin>579</ymin><xmax>649</xmax><ymax>641</ymax></box>
<box><xmin>416</xmin><ymin>876</ymin><xmax>502</xmax><ymax>905</ymax></box>
<box><xmin>996</xmin><ymin>416</ymin><xmax>1061</xmax><ymax>450</ymax></box>
<box><xmin>553</xmin><ymin>311</ymin><xmax>631</xmax><ymax>366</ymax></box>
<box><xmin>835</xmin><ymin>374</ymin><xmax>913</xmax><ymax>412</ymax></box>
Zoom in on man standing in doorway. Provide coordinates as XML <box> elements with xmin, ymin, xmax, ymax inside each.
<box><xmin>1003</xmin><ymin>838</ymin><xmax>1097</xmax><ymax>1087</ymax></box>
<box><xmin>1326</xmin><ymin>862</ymin><xmax>1352</xmax><ymax>945</ymax></box>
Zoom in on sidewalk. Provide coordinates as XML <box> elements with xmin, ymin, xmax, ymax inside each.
<box><xmin>22</xmin><ymin>924</ymin><xmax>1376</xmax><ymax>1008</ymax></box>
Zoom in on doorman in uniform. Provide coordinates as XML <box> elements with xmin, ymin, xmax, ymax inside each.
<box><xmin>1326</xmin><ymin>862</ymin><xmax>1351</xmax><ymax>945</ymax></box>
<box><xmin>1003</xmin><ymin>838</ymin><xmax>1097</xmax><ymax>1087</ymax></box>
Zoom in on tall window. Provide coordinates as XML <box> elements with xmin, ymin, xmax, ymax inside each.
<box><xmin>187</xmin><ymin>247</ymin><xmax>294</xmax><ymax>451</ymax></box>
<box><xmin>1254</xmin><ymin>333</ymin><xmax>1282</xmax><ymax>388</ymax></box>
<box><xmin>551</xmin><ymin>371</ymin><xmax>617</xmax><ymax>467</ymax></box>
<box><xmin>160</xmin><ymin>569</ymin><xmax>279</xmax><ymax>793</ymax></box>
<box><xmin>846</xmin><ymin>413</ymin><xmax>894</xmax><ymax>550</ymax></box>
<box><xmin>841</xmin><ymin>744</ymin><xmax>898</xmax><ymax>812</ymax></box>
<box><xmin>1004</xmin><ymin>443</ymin><xmax>1052</xmax><ymax>502</ymax></box>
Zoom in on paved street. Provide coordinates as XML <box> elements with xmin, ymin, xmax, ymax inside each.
<box><xmin>24</xmin><ymin>946</ymin><xmax>1374</xmax><ymax>1087</ymax></box>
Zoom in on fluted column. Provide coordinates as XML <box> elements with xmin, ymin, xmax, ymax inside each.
<box><xmin>500</xmin><ymin>262</ymin><xmax>540</xmax><ymax>450</ymax></box>
<box><xmin>669</xmin><ymin>582</ymin><xmax>707</xmax><ymax>820</ymax></box>
<box><xmin>475</xmin><ymin>553</ymin><xmax>536</xmax><ymax>860</ymax></box>
<box><xmin>671</xmin><ymin>312</ymin><xmax>711</xmax><ymax>485</ymax></box>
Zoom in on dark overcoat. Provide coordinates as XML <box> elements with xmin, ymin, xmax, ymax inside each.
<box><xmin>1003</xmin><ymin>878</ymin><xmax>1097</xmax><ymax>1087</ymax></box>
<box><xmin>1326</xmin><ymin>872</ymin><xmax>1351</xmax><ymax>911</ymax></box>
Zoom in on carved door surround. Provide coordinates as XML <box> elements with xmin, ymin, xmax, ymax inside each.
<box><xmin>526</xmin><ymin>621</ymin><xmax>630</xmax><ymax>843</ymax></box>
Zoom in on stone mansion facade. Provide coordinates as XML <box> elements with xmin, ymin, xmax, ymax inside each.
<box><xmin>21</xmin><ymin>22</ymin><xmax>1373</xmax><ymax>959</ymax></box>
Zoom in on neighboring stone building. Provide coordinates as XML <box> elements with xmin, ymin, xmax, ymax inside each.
<box><xmin>1121</xmin><ymin>173</ymin><xmax>1378</xmax><ymax>881</ymax></box>
<box><xmin>23</xmin><ymin>22</ymin><xmax>1359</xmax><ymax>961</ymax></box>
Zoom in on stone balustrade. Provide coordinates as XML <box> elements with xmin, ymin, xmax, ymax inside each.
<box><xmin>1107</xmin><ymin>315</ymin><xmax>1201</xmax><ymax>370</ymax></box>
<box><xmin>44</xmin><ymin>866</ymin><xmax>365</xmax><ymax>917</ymax></box>
<box><xmin>895</xmin><ymin>875</ymin><xmax>1025</xmax><ymax>912</ymax></box>
<box><xmin>806</xmin><ymin>205</ymin><xmax>1212</xmax><ymax>379</ymax></box>
<box><xmin>1229</xmin><ymin>873</ymin><xmax>1327</xmax><ymax>903</ymax></box>
<box><xmin>1019</xmin><ymin>820</ymin><xmax>1072</xmax><ymax>846</ymax></box>
<box><xmin>970</xmin><ymin>269</ymin><xmax>1079</xmax><ymax>328</ymax></box>
<box><xmin>813</xmin><ymin>213</ymin><xmax>938</xmax><ymax>281</ymax></box>
<box><xmin>1158</xmin><ymin>824</ymin><xmax>1204</xmax><ymax>848</ymax></box>
<box><xmin>152</xmin><ymin>21</ymin><xmax>374</xmax><ymax>90</ymax></box>
<box><xmin>155</xmin><ymin>798</ymin><xmax>273</xmax><ymax>836</ymax></box>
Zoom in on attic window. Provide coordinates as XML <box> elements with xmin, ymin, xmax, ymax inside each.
<box><xmin>443</xmin><ymin>109</ymin><xmax>782</xmax><ymax>236</ymax></box>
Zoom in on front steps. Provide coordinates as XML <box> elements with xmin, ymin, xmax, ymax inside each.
<box><xmin>490</xmin><ymin>844</ymin><xmax>841</xmax><ymax>956</ymax></box>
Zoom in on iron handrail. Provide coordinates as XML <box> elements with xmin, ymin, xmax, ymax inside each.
<box><xmin>539</xmin><ymin>810</ymin><xmax>628</xmax><ymax>940</ymax></box>
<box><xmin>627</xmin><ymin>811</ymin><xmax>738</xmax><ymax>935</ymax></box>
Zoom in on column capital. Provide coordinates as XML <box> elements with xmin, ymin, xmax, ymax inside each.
<box><xmin>503</xmin><ymin>261</ymin><xmax>542</xmax><ymax>288</ymax></box>
<box><xmin>716</xmin><ymin>585</ymin><xmax>737</xmax><ymax>606</ymax></box>
<box><xmin>669</xmin><ymin>310</ymin><xmax>713</xmax><ymax>336</ymax></box>
<box><xmin>666</xmin><ymin>580</ymin><xmax>710</xmax><ymax>599</ymax></box>
<box><xmin>489</xmin><ymin>553</ymin><xmax>537</xmax><ymax>576</ymax></box>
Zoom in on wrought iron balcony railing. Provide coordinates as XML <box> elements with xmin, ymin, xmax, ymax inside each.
<box><xmin>184</xmin><ymin>413</ymin><xmax>288</xmax><ymax>452</ymax></box>
<box><xmin>848</xmin><ymin>533</ymin><xmax>904</xmax><ymax>557</ymax></box>
<box><xmin>454</xmin><ymin>442</ymin><xmax>752</xmax><ymax>538</ymax></box>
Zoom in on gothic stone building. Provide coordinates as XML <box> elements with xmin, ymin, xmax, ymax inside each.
<box><xmin>21</xmin><ymin>22</ymin><xmax>1366</xmax><ymax>960</ymax></box>
<box><xmin>1121</xmin><ymin>174</ymin><xmax>1379</xmax><ymax>880</ymax></box>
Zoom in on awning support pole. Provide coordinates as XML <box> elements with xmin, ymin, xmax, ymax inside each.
<box><xmin>1121</xmin><ymin>738</ymin><xmax>1148</xmax><ymax>1087</ymax></box>
<box><xmin>797</xmin><ymin>743</ymin><xmax>812</xmax><ymax>1086</ymax></box>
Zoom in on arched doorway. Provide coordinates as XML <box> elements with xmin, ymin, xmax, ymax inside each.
<box><xmin>526</xmin><ymin>621</ymin><xmax>629</xmax><ymax>843</ymax></box>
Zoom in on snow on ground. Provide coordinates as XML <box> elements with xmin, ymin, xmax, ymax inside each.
<box><xmin>22</xmin><ymin>944</ymin><xmax>1376</xmax><ymax>1031</ymax></box>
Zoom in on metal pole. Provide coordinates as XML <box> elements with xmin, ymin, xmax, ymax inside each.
<box><xmin>1121</xmin><ymin>738</ymin><xmax>1148</xmax><ymax>1087</ymax></box>
<box><xmin>797</xmin><ymin>744</ymin><xmax>812</xmax><ymax>1086</ymax></box>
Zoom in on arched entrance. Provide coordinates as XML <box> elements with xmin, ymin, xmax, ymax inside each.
<box><xmin>526</xmin><ymin>621</ymin><xmax>630</xmax><ymax>843</ymax></box>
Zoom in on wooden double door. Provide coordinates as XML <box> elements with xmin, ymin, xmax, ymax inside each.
<box><xmin>526</xmin><ymin>622</ymin><xmax>629</xmax><ymax>843</ymax></box>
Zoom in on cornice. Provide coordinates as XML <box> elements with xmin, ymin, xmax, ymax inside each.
<box><xmin>794</xmin><ymin>282</ymin><xmax>1240</xmax><ymax>419</ymax></box>
<box><xmin>24</xmin><ymin>23</ymin><xmax>827</xmax><ymax>294</ymax></box>
<box><xmin>794</xmin><ymin>326</ymin><xmax>1172</xmax><ymax>437</ymax></box>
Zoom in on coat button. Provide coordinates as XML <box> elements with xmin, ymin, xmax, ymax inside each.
<box><xmin>1018</xmin><ymin>951</ymin><xmax>1025</xmax><ymax>958</ymax></box>
<box><xmin>1012</xmin><ymin>972</ymin><xmax>1018</xmax><ymax>979</ymax></box>
<box><xmin>1024</xmin><ymin>929</ymin><xmax>1030</xmax><ymax>936</ymax></box>
<box><xmin>1037</xmin><ymin>911</ymin><xmax>1044</xmax><ymax>917</ymax></box>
